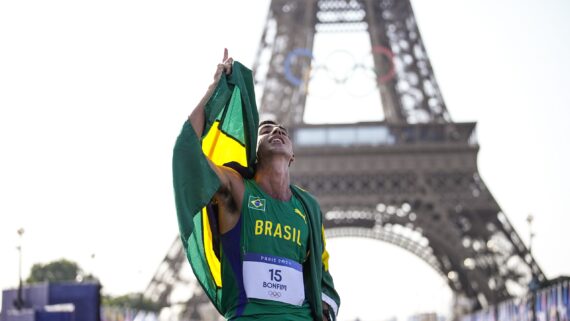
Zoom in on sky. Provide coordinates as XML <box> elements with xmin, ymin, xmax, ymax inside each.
<box><xmin>1</xmin><ymin>1</ymin><xmax>569</xmax><ymax>320</ymax></box>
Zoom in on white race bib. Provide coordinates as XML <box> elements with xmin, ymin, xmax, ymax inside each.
<box><xmin>243</xmin><ymin>253</ymin><xmax>305</xmax><ymax>306</ymax></box>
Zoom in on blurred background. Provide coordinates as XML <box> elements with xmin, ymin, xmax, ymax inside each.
<box><xmin>1</xmin><ymin>1</ymin><xmax>569</xmax><ymax>320</ymax></box>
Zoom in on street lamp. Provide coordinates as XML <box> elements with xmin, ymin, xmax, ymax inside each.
<box><xmin>526</xmin><ymin>214</ymin><xmax>535</xmax><ymax>255</ymax></box>
<box><xmin>526</xmin><ymin>214</ymin><xmax>539</xmax><ymax>321</ymax></box>
<box><xmin>15</xmin><ymin>228</ymin><xmax>25</xmax><ymax>310</ymax></box>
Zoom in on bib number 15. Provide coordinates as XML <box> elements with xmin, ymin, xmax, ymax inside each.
<box><xmin>269</xmin><ymin>269</ymin><xmax>282</xmax><ymax>282</ymax></box>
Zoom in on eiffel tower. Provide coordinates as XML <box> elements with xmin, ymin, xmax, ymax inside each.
<box><xmin>145</xmin><ymin>0</ymin><xmax>546</xmax><ymax>319</ymax></box>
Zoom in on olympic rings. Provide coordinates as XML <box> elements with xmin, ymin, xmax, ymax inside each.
<box><xmin>372</xmin><ymin>45</ymin><xmax>396</xmax><ymax>85</ymax></box>
<box><xmin>284</xmin><ymin>48</ymin><xmax>314</xmax><ymax>87</ymax></box>
<box><xmin>267</xmin><ymin>290</ymin><xmax>282</xmax><ymax>298</ymax></box>
<box><xmin>282</xmin><ymin>45</ymin><xmax>396</xmax><ymax>94</ymax></box>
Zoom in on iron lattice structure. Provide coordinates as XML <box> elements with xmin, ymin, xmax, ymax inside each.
<box><xmin>145</xmin><ymin>0</ymin><xmax>546</xmax><ymax>318</ymax></box>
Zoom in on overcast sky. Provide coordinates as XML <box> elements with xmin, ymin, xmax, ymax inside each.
<box><xmin>1</xmin><ymin>1</ymin><xmax>569</xmax><ymax>320</ymax></box>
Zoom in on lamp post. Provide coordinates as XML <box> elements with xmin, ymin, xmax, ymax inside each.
<box><xmin>526</xmin><ymin>214</ymin><xmax>538</xmax><ymax>321</ymax></box>
<box><xmin>15</xmin><ymin>228</ymin><xmax>25</xmax><ymax>310</ymax></box>
<box><xmin>527</xmin><ymin>214</ymin><xmax>535</xmax><ymax>256</ymax></box>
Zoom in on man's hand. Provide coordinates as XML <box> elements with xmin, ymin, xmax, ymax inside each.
<box><xmin>322</xmin><ymin>302</ymin><xmax>333</xmax><ymax>321</ymax></box>
<box><xmin>212</xmin><ymin>48</ymin><xmax>233</xmax><ymax>85</ymax></box>
<box><xmin>189</xmin><ymin>48</ymin><xmax>234</xmax><ymax>138</ymax></box>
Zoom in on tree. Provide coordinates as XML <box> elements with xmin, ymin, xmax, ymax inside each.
<box><xmin>26</xmin><ymin>259</ymin><xmax>161</xmax><ymax>313</ymax></box>
<box><xmin>26</xmin><ymin>258</ymin><xmax>95</xmax><ymax>284</ymax></box>
<box><xmin>102</xmin><ymin>293</ymin><xmax>162</xmax><ymax>312</ymax></box>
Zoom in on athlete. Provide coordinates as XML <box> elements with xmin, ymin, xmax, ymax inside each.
<box><xmin>175</xmin><ymin>49</ymin><xmax>340</xmax><ymax>320</ymax></box>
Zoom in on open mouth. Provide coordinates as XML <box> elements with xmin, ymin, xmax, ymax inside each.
<box><xmin>270</xmin><ymin>137</ymin><xmax>284</xmax><ymax>144</ymax></box>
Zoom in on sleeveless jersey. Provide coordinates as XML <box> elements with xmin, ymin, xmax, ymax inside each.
<box><xmin>220</xmin><ymin>179</ymin><xmax>312</xmax><ymax>320</ymax></box>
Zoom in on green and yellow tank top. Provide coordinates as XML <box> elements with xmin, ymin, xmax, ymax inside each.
<box><xmin>220</xmin><ymin>179</ymin><xmax>312</xmax><ymax>320</ymax></box>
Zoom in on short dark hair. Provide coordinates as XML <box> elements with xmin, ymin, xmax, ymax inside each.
<box><xmin>259</xmin><ymin>120</ymin><xmax>278</xmax><ymax>128</ymax></box>
<box><xmin>258</xmin><ymin>120</ymin><xmax>288</xmax><ymax>134</ymax></box>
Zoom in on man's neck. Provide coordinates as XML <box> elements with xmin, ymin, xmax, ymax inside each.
<box><xmin>254</xmin><ymin>158</ymin><xmax>292</xmax><ymax>201</ymax></box>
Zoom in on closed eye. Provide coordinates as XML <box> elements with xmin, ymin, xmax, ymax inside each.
<box><xmin>258</xmin><ymin>124</ymin><xmax>288</xmax><ymax>137</ymax></box>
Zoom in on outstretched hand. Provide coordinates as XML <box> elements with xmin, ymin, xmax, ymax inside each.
<box><xmin>213</xmin><ymin>48</ymin><xmax>233</xmax><ymax>83</ymax></box>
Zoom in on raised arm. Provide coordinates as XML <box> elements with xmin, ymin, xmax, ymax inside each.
<box><xmin>186</xmin><ymin>48</ymin><xmax>244</xmax><ymax>233</ymax></box>
<box><xmin>188</xmin><ymin>48</ymin><xmax>233</xmax><ymax>137</ymax></box>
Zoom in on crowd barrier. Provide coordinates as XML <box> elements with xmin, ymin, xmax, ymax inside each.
<box><xmin>461</xmin><ymin>280</ymin><xmax>569</xmax><ymax>321</ymax></box>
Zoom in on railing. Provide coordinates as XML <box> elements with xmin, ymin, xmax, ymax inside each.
<box><xmin>291</xmin><ymin>122</ymin><xmax>478</xmax><ymax>147</ymax></box>
<box><xmin>461</xmin><ymin>278</ymin><xmax>570</xmax><ymax>321</ymax></box>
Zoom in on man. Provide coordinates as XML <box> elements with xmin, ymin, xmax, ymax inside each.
<box><xmin>173</xmin><ymin>49</ymin><xmax>340</xmax><ymax>320</ymax></box>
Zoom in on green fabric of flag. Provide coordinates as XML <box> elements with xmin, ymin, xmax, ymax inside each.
<box><xmin>173</xmin><ymin>61</ymin><xmax>259</xmax><ymax>313</ymax></box>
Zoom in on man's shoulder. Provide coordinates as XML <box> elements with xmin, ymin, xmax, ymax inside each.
<box><xmin>291</xmin><ymin>184</ymin><xmax>311</xmax><ymax>194</ymax></box>
<box><xmin>222</xmin><ymin>161</ymin><xmax>255</xmax><ymax>179</ymax></box>
<box><xmin>291</xmin><ymin>185</ymin><xmax>319</xmax><ymax>205</ymax></box>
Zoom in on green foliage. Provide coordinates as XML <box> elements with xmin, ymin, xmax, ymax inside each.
<box><xmin>26</xmin><ymin>259</ymin><xmax>81</xmax><ymax>283</ymax></box>
<box><xmin>102</xmin><ymin>293</ymin><xmax>162</xmax><ymax>312</ymax></box>
<box><xmin>26</xmin><ymin>258</ymin><xmax>160</xmax><ymax>312</ymax></box>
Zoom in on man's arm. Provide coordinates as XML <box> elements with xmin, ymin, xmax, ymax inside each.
<box><xmin>186</xmin><ymin>48</ymin><xmax>244</xmax><ymax>233</ymax></box>
<box><xmin>188</xmin><ymin>49</ymin><xmax>231</xmax><ymax>139</ymax></box>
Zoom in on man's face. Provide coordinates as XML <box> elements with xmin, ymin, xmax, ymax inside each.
<box><xmin>257</xmin><ymin>122</ymin><xmax>294</xmax><ymax>163</ymax></box>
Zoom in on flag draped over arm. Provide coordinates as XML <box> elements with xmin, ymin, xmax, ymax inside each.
<box><xmin>172</xmin><ymin>61</ymin><xmax>259</xmax><ymax>313</ymax></box>
<box><xmin>292</xmin><ymin>186</ymin><xmax>341</xmax><ymax>320</ymax></box>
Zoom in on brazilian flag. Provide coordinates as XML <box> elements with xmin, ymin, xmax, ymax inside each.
<box><xmin>172</xmin><ymin>61</ymin><xmax>259</xmax><ymax>313</ymax></box>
